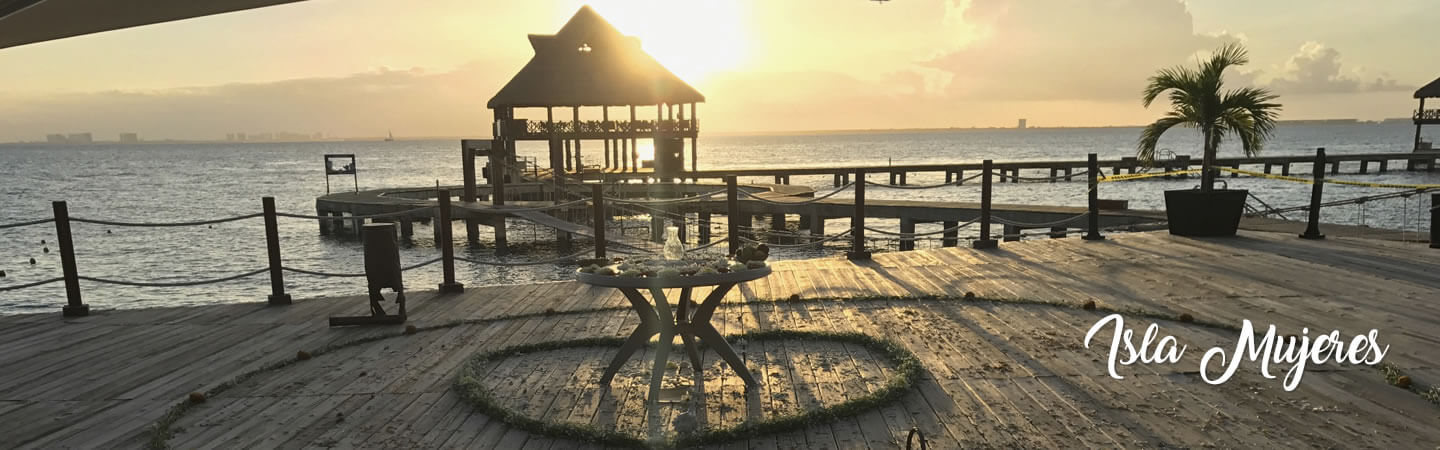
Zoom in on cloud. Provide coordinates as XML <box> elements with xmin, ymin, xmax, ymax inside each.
<box><xmin>925</xmin><ymin>0</ymin><xmax>1243</xmax><ymax>101</ymax></box>
<box><xmin>1264</xmin><ymin>42</ymin><xmax>1410</xmax><ymax>94</ymax></box>
<box><xmin>0</xmin><ymin>62</ymin><xmax>510</xmax><ymax>141</ymax></box>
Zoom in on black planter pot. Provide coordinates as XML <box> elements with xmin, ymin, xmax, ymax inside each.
<box><xmin>1163</xmin><ymin>189</ymin><xmax>1247</xmax><ymax>236</ymax></box>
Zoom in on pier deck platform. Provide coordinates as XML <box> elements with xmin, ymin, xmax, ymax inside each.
<box><xmin>2</xmin><ymin>230</ymin><xmax>1438</xmax><ymax>448</ymax></box>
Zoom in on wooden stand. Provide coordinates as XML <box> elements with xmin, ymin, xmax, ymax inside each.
<box><xmin>330</xmin><ymin>223</ymin><xmax>407</xmax><ymax>326</ymax></box>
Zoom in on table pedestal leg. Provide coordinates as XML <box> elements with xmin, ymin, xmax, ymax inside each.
<box><xmin>675</xmin><ymin>288</ymin><xmax>704</xmax><ymax>371</ymax></box>
<box><xmin>600</xmin><ymin>287</ymin><xmax>660</xmax><ymax>384</ymax></box>
<box><xmin>681</xmin><ymin>283</ymin><xmax>758</xmax><ymax>387</ymax></box>
<box><xmin>647</xmin><ymin>287</ymin><xmax>676</xmax><ymax>413</ymax></box>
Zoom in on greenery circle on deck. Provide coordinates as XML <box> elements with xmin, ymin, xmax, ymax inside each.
<box><xmin>451</xmin><ymin>329</ymin><xmax>924</xmax><ymax>449</ymax></box>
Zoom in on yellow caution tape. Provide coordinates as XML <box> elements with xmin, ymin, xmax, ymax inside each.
<box><xmin>1097</xmin><ymin>169</ymin><xmax>1202</xmax><ymax>183</ymax></box>
<box><xmin>1217</xmin><ymin>167</ymin><xmax>1314</xmax><ymax>184</ymax></box>
<box><xmin>1218</xmin><ymin>167</ymin><xmax>1440</xmax><ymax>189</ymax></box>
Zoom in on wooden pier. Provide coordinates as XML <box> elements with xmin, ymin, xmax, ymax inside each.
<box><xmin>555</xmin><ymin>151</ymin><xmax>1440</xmax><ymax>185</ymax></box>
<box><xmin>2</xmin><ymin>230</ymin><xmax>1437</xmax><ymax>448</ymax></box>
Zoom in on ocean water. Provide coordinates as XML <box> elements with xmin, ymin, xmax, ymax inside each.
<box><xmin>1</xmin><ymin>123</ymin><xmax>1436</xmax><ymax>314</ymax></box>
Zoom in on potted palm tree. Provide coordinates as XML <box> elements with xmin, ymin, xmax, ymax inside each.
<box><xmin>1138</xmin><ymin>43</ymin><xmax>1281</xmax><ymax>236</ymax></box>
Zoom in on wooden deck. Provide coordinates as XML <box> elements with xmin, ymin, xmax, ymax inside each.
<box><xmin>2</xmin><ymin>231</ymin><xmax>1438</xmax><ymax>448</ymax></box>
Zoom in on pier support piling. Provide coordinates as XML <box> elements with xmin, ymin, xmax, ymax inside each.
<box><xmin>399</xmin><ymin>219</ymin><xmax>413</xmax><ymax>239</ymax></box>
<box><xmin>973</xmin><ymin>160</ymin><xmax>998</xmax><ymax>249</ymax></box>
<box><xmin>592</xmin><ymin>185</ymin><xmax>606</xmax><ymax>259</ymax></box>
<box><xmin>1084</xmin><ymin>153</ymin><xmax>1105</xmax><ymax>241</ymax></box>
<box><xmin>1301</xmin><ymin>148</ymin><xmax>1327</xmax><ymax>240</ymax></box>
<box><xmin>262</xmin><ymin>197</ymin><xmax>292</xmax><ymax>306</ymax></box>
<box><xmin>899</xmin><ymin>217</ymin><xmax>916</xmax><ymax>251</ymax></box>
<box><xmin>698</xmin><ymin>212</ymin><xmax>711</xmax><ymax>244</ymax></box>
<box><xmin>52</xmin><ymin>201</ymin><xmax>87</xmax><ymax>316</ymax></box>
<box><xmin>436</xmin><ymin>191</ymin><xmax>464</xmax><ymax>293</ymax></box>
<box><xmin>848</xmin><ymin>169</ymin><xmax>870</xmax><ymax>260</ymax></box>
<box><xmin>809</xmin><ymin>214</ymin><xmax>825</xmax><ymax>237</ymax></box>
<box><xmin>942</xmin><ymin>220</ymin><xmax>959</xmax><ymax>247</ymax></box>
<box><xmin>1003</xmin><ymin>225</ymin><xmax>1020</xmax><ymax>242</ymax></box>
<box><xmin>726</xmin><ymin>176</ymin><xmax>741</xmax><ymax>255</ymax></box>
<box><xmin>1430</xmin><ymin>193</ymin><xmax>1438</xmax><ymax>249</ymax></box>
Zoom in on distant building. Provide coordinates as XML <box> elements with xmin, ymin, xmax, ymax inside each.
<box><xmin>67</xmin><ymin>133</ymin><xmax>92</xmax><ymax>143</ymax></box>
<box><xmin>46</xmin><ymin>134</ymin><xmax>66</xmax><ymax>143</ymax></box>
<box><xmin>1017</xmin><ymin>118</ymin><xmax>1027</xmax><ymax>129</ymax></box>
<box><xmin>235</xmin><ymin>132</ymin><xmax>247</xmax><ymax>141</ymax></box>
<box><xmin>119</xmin><ymin>133</ymin><xmax>139</xmax><ymax>143</ymax></box>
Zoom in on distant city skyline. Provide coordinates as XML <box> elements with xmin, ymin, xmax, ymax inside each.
<box><xmin>0</xmin><ymin>0</ymin><xmax>1435</xmax><ymax>141</ymax></box>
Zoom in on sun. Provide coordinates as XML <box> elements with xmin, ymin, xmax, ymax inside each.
<box><xmin>565</xmin><ymin>1</ymin><xmax>750</xmax><ymax>83</ymax></box>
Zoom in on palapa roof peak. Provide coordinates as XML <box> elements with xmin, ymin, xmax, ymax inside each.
<box><xmin>487</xmin><ymin>5</ymin><xmax>705</xmax><ymax>109</ymax></box>
<box><xmin>1416</xmin><ymin>76</ymin><xmax>1440</xmax><ymax>99</ymax></box>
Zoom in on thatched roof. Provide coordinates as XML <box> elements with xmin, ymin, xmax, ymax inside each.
<box><xmin>0</xmin><ymin>0</ymin><xmax>304</xmax><ymax>50</ymax></box>
<box><xmin>487</xmin><ymin>6</ymin><xmax>704</xmax><ymax>109</ymax></box>
<box><xmin>1416</xmin><ymin>77</ymin><xmax>1440</xmax><ymax>99</ymax></box>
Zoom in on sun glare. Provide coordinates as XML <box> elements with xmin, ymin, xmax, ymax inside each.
<box><xmin>570</xmin><ymin>1</ymin><xmax>749</xmax><ymax>83</ymax></box>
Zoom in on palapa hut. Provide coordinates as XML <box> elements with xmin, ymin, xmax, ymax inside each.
<box><xmin>483</xmin><ymin>5</ymin><xmax>704</xmax><ymax>183</ymax></box>
<box><xmin>1414</xmin><ymin>76</ymin><xmax>1440</xmax><ymax>150</ymax></box>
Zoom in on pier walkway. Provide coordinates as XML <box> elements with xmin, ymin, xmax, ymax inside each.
<box><xmin>2</xmin><ymin>230</ymin><xmax>1437</xmax><ymax>448</ymax></box>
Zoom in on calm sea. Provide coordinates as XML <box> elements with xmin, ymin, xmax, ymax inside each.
<box><xmin>2</xmin><ymin>123</ymin><xmax>1436</xmax><ymax>313</ymax></box>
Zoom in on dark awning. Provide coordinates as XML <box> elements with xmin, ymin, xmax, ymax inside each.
<box><xmin>0</xmin><ymin>0</ymin><xmax>305</xmax><ymax>50</ymax></box>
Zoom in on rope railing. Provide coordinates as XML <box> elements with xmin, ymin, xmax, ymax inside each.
<box><xmin>0</xmin><ymin>277</ymin><xmax>66</xmax><ymax>292</ymax></box>
<box><xmin>864</xmin><ymin>173</ymin><xmax>982</xmax><ymax>190</ymax></box>
<box><xmin>78</xmin><ymin>269</ymin><xmax>268</xmax><ymax>287</ymax></box>
<box><xmin>686</xmin><ymin>236</ymin><xmax>729</xmax><ymax>252</ymax></box>
<box><xmin>282</xmin><ymin>257</ymin><xmax>443</xmax><ymax>278</ymax></box>
<box><xmin>71</xmin><ymin>213</ymin><xmax>264</xmax><ymax>228</ymax></box>
<box><xmin>991</xmin><ymin>212</ymin><xmax>1091</xmax><ymax>228</ymax></box>
<box><xmin>275</xmin><ymin>206</ymin><xmax>434</xmax><ymax>221</ymax></box>
<box><xmin>738</xmin><ymin>229</ymin><xmax>853</xmax><ymax>248</ymax></box>
<box><xmin>994</xmin><ymin>169</ymin><xmax>1090</xmax><ymax>182</ymax></box>
<box><xmin>863</xmin><ymin>218</ymin><xmax>980</xmax><ymax>237</ymax></box>
<box><xmin>455</xmin><ymin>248</ymin><xmax>592</xmax><ymax>266</ymax></box>
<box><xmin>739</xmin><ymin>183</ymin><xmax>854</xmax><ymax>205</ymax></box>
<box><xmin>0</xmin><ymin>217</ymin><xmax>55</xmax><ymax>230</ymax></box>
<box><xmin>605</xmin><ymin>190</ymin><xmax>726</xmax><ymax>205</ymax></box>
<box><xmin>490</xmin><ymin>198</ymin><xmax>593</xmax><ymax>213</ymax></box>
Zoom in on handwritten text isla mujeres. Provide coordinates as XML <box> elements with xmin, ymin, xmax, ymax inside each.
<box><xmin>1083</xmin><ymin>314</ymin><xmax>1388</xmax><ymax>391</ymax></box>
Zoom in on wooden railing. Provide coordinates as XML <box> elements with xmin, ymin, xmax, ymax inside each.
<box><xmin>1416</xmin><ymin>109</ymin><xmax>1440</xmax><ymax>121</ymax></box>
<box><xmin>518</xmin><ymin>119</ymin><xmax>697</xmax><ymax>135</ymax></box>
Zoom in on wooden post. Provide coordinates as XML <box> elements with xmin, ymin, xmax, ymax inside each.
<box><xmin>1418</xmin><ymin>98</ymin><xmax>1427</xmax><ymax>151</ymax></box>
<box><xmin>460</xmin><ymin>144</ymin><xmax>480</xmax><ymax>243</ymax></box>
<box><xmin>974</xmin><ymin>160</ymin><xmax>997</xmax><ymax>249</ymax></box>
<box><xmin>899</xmin><ymin>217</ymin><xmax>915</xmax><ymax>251</ymax></box>
<box><xmin>698</xmin><ymin>212</ymin><xmax>711</xmax><ymax>244</ymax></box>
<box><xmin>848</xmin><ymin>169</ymin><xmax>870</xmax><ymax>260</ymax></box>
<box><xmin>690</xmin><ymin>103</ymin><xmax>698</xmax><ymax>174</ymax></box>
<box><xmin>1300</xmin><ymin>148</ymin><xmax>1326</xmax><ymax>240</ymax></box>
<box><xmin>262</xmin><ymin>197</ymin><xmax>292</xmax><ymax>305</ymax></box>
<box><xmin>492</xmin><ymin>147</ymin><xmax>508</xmax><ymax>255</ymax></box>
<box><xmin>1003</xmin><ymin>225</ymin><xmax>1020</xmax><ymax>242</ymax></box>
<box><xmin>1049</xmin><ymin>168</ymin><xmax>1059</xmax><ymax>183</ymax></box>
<box><xmin>1282</xmin><ymin>163</ymin><xmax>1291</xmax><ymax>176</ymax></box>
<box><xmin>1359</xmin><ymin>160</ymin><xmax>1369</xmax><ymax>174</ymax></box>
<box><xmin>1430</xmin><ymin>193</ymin><xmax>1438</xmax><ymax>249</ymax></box>
<box><xmin>1084</xmin><ymin>153</ymin><xmax>1104</xmax><ymax>241</ymax></box>
<box><xmin>399</xmin><ymin>218</ymin><xmax>413</xmax><ymax>239</ymax></box>
<box><xmin>436</xmin><ymin>190</ymin><xmax>463</xmax><ymax>293</ymax></box>
<box><xmin>769</xmin><ymin>213</ymin><xmax>785</xmax><ymax>244</ymax></box>
<box><xmin>726</xmin><ymin>176</ymin><xmax>740</xmax><ymax>255</ymax></box>
<box><xmin>941</xmin><ymin>220</ymin><xmax>959</xmax><ymax>247</ymax></box>
<box><xmin>809</xmin><ymin>213</ymin><xmax>825</xmax><ymax>236</ymax></box>
<box><xmin>572</xmin><ymin>106</ymin><xmax>582</xmax><ymax>173</ymax></box>
<box><xmin>592</xmin><ymin>184</ymin><xmax>606</xmax><ymax>259</ymax></box>
<box><xmin>52</xmin><ymin>201</ymin><xmax>88</xmax><ymax>316</ymax></box>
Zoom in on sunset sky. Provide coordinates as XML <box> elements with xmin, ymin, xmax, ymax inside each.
<box><xmin>0</xmin><ymin>0</ymin><xmax>1435</xmax><ymax>141</ymax></box>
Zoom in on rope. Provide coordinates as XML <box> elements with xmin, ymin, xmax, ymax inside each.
<box><xmin>71</xmin><ymin>213</ymin><xmax>263</xmax><ymax>228</ymax></box>
<box><xmin>863</xmin><ymin>218</ymin><xmax>980</xmax><ymax>237</ymax></box>
<box><xmin>79</xmin><ymin>269</ymin><xmax>267</xmax><ymax>287</ymax></box>
<box><xmin>686</xmin><ymin>236</ymin><xmax>729</xmax><ymax>252</ymax></box>
<box><xmin>275</xmin><ymin>207</ymin><xmax>434</xmax><ymax>221</ymax></box>
<box><xmin>739</xmin><ymin>229</ymin><xmax>852</xmax><ymax>248</ymax></box>
<box><xmin>0</xmin><ymin>277</ymin><xmax>65</xmax><ymax>292</ymax></box>
<box><xmin>1099</xmin><ymin>169</ymin><xmax>1203</xmax><ymax>182</ymax></box>
<box><xmin>991</xmin><ymin>212</ymin><xmax>1090</xmax><ymax>228</ymax></box>
<box><xmin>455</xmin><ymin>249</ymin><xmax>592</xmax><ymax>266</ymax></box>
<box><xmin>0</xmin><ymin>218</ymin><xmax>54</xmax><ymax>230</ymax></box>
<box><xmin>864</xmin><ymin>173</ymin><xmax>983</xmax><ymax>190</ymax></box>
<box><xmin>283</xmin><ymin>257</ymin><xmax>443</xmax><ymax>278</ymax></box>
<box><xmin>605</xmin><ymin>190</ymin><xmax>726</xmax><ymax>205</ymax></box>
<box><xmin>994</xmin><ymin>170</ymin><xmax>1090</xmax><ymax>182</ymax></box>
<box><xmin>491</xmin><ymin>199</ymin><xmax>591</xmax><ymax>213</ymax></box>
<box><xmin>740</xmin><ymin>183</ymin><xmax>853</xmax><ymax>205</ymax></box>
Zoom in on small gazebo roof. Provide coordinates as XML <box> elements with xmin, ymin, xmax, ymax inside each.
<box><xmin>1415</xmin><ymin>77</ymin><xmax>1440</xmax><ymax>99</ymax></box>
<box><xmin>487</xmin><ymin>5</ymin><xmax>705</xmax><ymax>109</ymax></box>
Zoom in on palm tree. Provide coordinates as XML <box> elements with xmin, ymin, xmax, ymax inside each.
<box><xmin>1138</xmin><ymin>42</ymin><xmax>1281</xmax><ymax>192</ymax></box>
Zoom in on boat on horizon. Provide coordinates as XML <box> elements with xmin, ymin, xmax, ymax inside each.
<box><xmin>384</xmin><ymin>130</ymin><xmax>394</xmax><ymax>142</ymax></box>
